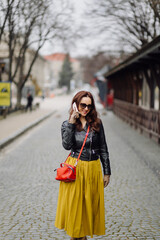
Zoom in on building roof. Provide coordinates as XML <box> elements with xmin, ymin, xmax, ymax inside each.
<box><xmin>44</xmin><ymin>53</ymin><xmax>77</xmax><ymax>62</ymax></box>
<box><xmin>104</xmin><ymin>35</ymin><xmax>160</xmax><ymax>78</ymax></box>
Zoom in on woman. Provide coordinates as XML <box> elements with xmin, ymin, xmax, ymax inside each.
<box><xmin>55</xmin><ymin>91</ymin><xmax>111</xmax><ymax>240</ymax></box>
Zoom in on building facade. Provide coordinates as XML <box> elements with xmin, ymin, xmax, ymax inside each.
<box><xmin>101</xmin><ymin>35</ymin><xmax>160</xmax><ymax>143</ymax></box>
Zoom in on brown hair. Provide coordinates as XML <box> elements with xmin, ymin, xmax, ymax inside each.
<box><xmin>69</xmin><ymin>91</ymin><xmax>101</xmax><ymax>132</ymax></box>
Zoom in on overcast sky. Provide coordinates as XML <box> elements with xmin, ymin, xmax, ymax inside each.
<box><xmin>40</xmin><ymin>0</ymin><xmax>124</xmax><ymax>58</ymax></box>
<box><xmin>40</xmin><ymin>0</ymin><xmax>88</xmax><ymax>57</ymax></box>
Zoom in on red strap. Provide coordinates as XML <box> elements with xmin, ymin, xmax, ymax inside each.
<box><xmin>64</xmin><ymin>126</ymin><xmax>90</xmax><ymax>164</ymax></box>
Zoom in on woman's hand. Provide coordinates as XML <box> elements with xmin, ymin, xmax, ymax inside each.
<box><xmin>104</xmin><ymin>175</ymin><xmax>110</xmax><ymax>188</ymax></box>
<box><xmin>69</xmin><ymin>110</ymin><xmax>79</xmax><ymax>124</ymax></box>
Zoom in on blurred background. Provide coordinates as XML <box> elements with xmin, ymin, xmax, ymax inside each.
<box><xmin>0</xmin><ymin>0</ymin><xmax>160</xmax><ymax>140</ymax></box>
<box><xmin>0</xmin><ymin>2</ymin><xmax>160</xmax><ymax>239</ymax></box>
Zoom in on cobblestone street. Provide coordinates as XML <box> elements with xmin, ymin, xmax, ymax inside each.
<box><xmin>0</xmin><ymin>97</ymin><xmax>160</xmax><ymax>240</ymax></box>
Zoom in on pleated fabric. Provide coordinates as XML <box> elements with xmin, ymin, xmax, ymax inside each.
<box><xmin>55</xmin><ymin>156</ymin><xmax>105</xmax><ymax>238</ymax></box>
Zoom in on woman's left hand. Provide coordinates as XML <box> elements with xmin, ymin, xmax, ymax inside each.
<box><xmin>104</xmin><ymin>175</ymin><xmax>110</xmax><ymax>188</ymax></box>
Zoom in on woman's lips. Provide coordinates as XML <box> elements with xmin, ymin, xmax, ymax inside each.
<box><xmin>83</xmin><ymin>111</ymin><xmax>88</xmax><ymax>114</ymax></box>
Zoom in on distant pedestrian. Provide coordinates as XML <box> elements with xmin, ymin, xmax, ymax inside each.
<box><xmin>25</xmin><ymin>92</ymin><xmax>33</xmax><ymax>112</ymax></box>
<box><xmin>55</xmin><ymin>90</ymin><xmax>111</xmax><ymax>240</ymax></box>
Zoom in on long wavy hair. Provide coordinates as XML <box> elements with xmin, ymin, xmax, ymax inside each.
<box><xmin>69</xmin><ymin>91</ymin><xmax>101</xmax><ymax>132</ymax></box>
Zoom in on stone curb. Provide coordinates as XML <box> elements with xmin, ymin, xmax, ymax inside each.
<box><xmin>0</xmin><ymin>110</ymin><xmax>56</xmax><ymax>151</ymax></box>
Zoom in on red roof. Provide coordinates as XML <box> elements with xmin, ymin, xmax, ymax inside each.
<box><xmin>44</xmin><ymin>53</ymin><xmax>77</xmax><ymax>62</ymax></box>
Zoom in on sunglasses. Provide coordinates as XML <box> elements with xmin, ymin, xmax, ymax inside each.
<box><xmin>80</xmin><ymin>103</ymin><xmax>92</xmax><ymax>110</ymax></box>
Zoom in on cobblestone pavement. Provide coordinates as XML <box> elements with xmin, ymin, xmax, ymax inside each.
<box><xmin>0</xmin><ymin>101</ymin><xmax>160</xmax><ymax>239</ymax></box>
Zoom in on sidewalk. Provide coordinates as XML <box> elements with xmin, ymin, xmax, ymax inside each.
<box><xmin>0</xmin><ymin>94</ymin><xmax>72</xmax><ymax>149</ymax></box>
<box><xmin>0</xmin><ymin>87</ymin><xmax>106</xmax><ymax>150</ymax></box>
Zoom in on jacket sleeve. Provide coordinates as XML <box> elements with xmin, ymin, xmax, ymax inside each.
<box><xmin>99</xmin><ymin>122</ymin><xmax>111</xmax><ymax>175</ymax></box>
<box><xmin>61</xmin><ymin>120</ymin><xmax>75</xmax><ymax>150</ymax></box>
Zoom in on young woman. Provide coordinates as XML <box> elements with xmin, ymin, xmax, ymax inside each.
<box><xmin>55</xmin><ymin>91</ymin><xmax>111</xmax><ymax>240</ymax></box>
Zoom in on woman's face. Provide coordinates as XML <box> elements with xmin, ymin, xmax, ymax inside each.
<box><xmin>78</xmin><ymin>96</ymin><xmax>92</xmax><ymax>117</ymax></box>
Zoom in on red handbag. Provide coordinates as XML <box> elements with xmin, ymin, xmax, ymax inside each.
<box><xmin>55</xmin><ymin>126</ymin><xmax>90</xmax><ymax>182</ymax></box>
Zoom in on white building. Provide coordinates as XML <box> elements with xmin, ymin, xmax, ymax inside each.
<box><xmin>0</xmin><ymin>40</ymin><xmax>50</xmax><ymax>99</ymax></box>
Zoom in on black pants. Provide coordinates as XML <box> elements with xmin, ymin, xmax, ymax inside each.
<box><xmin>25</xmin><ymin>103</ymin><xmax>32</xmax><ymax>111</ymax></box>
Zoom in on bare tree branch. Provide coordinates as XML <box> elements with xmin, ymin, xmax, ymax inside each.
<box><xmin>85</xmin><ymin>0</ymin><xmax>160</xmax><ymax>52</ymax></box>
<box><xmin>0</xmin><ymin>0</ymin><xmax>74</xmax><ymax>106</ymax></box>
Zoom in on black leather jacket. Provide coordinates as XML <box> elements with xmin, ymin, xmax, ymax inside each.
<box><xmin>61</xmin><ymin>120</ymin><xmax>111</xmax><ymax>175</ymax></box>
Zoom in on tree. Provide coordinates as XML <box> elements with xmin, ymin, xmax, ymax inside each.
<box><xmin>86</xmin><ymin>0</ymin><xmax>160</xmax><ymax>52</ymax></box>
<box><xmin>59</xmin><ymin>54</ymin><xmax>74</xmax><ymax>92</ymax></box>
<box><xmin>0</xmin><ymin>0</ymin><xmax>73</xmax><ymax>106</ymax></box>
<box><xmin>0</xmin><ymin>0</ymin><xmax>15</xmax><ymax>42</ymax></box>
<box><xmin>149</xmin><ymin>0</ymin><xmax>160</xmax><ymax>23</ymax></box>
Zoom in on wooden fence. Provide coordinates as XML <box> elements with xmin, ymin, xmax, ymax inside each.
<box><xmin>113</xmin><ymin>99</ymin><xmax>160</xmax><ymax>144</ymax></box>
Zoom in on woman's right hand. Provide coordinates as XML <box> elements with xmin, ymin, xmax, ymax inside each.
<box><xmin>104</xmin><ymin>175</ymin><xmax>110</xmax><ymax>188</ymax></box>
<box><xmin>69</xmin><ymin>110</ymin><xmax>79</xmax><ymax>124</ymax></box>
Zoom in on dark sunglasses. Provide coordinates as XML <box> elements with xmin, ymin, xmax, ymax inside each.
<box><xmin>80</xmin><ymin>103</ymin><xmax>92</xmax><ymax>110</ymax></box>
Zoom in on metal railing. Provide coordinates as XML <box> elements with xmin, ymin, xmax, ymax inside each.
<box><xmin>113</xmin><ymin>99</ymin><xmax>160</xmax><ymax>143</ymax></box>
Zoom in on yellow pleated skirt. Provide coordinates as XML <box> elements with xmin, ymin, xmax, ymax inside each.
<box><xmin>55</xmin><ymin>156</ymin><xmax>105</xmax><ymax>238</ymax></box>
